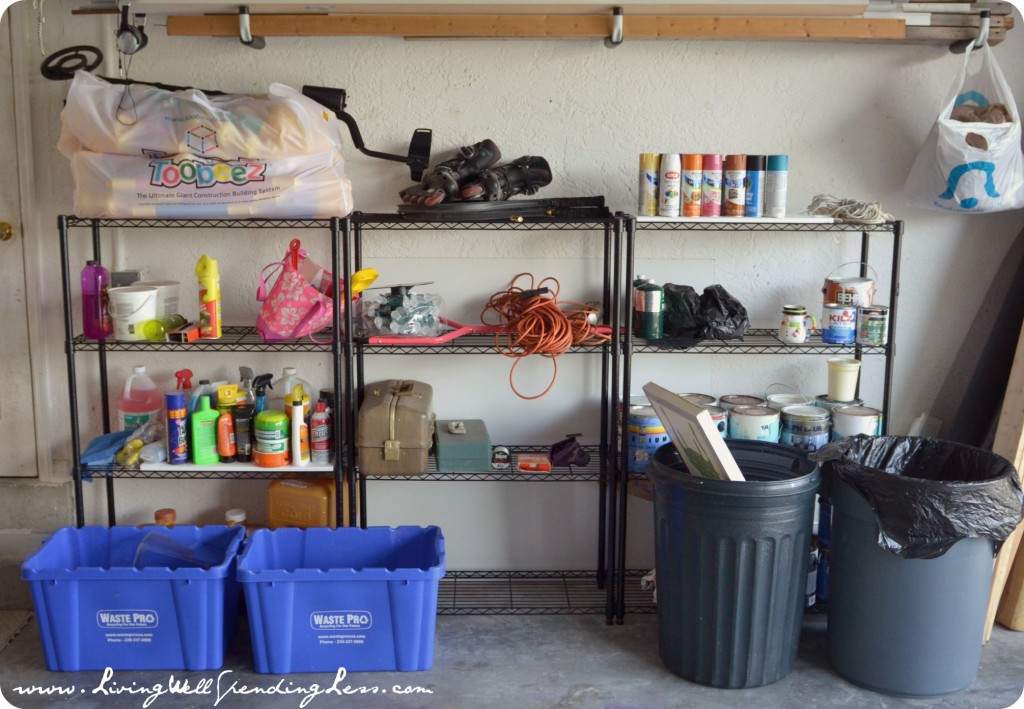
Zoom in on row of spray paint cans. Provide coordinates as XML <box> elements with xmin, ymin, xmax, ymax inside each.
<box><xmin>115</xmin><ymin>364</ymin><xmax>333</xmax><ymax>468</ymax></box>
<box><xmin>639</xmin><ymin>153</ymin><xmax>789</xmax><ymax>218</ymax></box>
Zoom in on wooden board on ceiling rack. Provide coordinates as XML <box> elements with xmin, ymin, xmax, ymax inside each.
<box><xmin>166</xmin><ymin>13</ymin><xmax>906</xmax><ymax>40</ymax></box>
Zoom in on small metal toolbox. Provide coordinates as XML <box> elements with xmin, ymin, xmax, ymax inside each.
<box><xmin>434</xmin><ymin>419</ymin><xmax>492</xmax><ymax>472</ymax></box>
<box><xmin>356</xmin><ymin>379</ymin><xmax>434</xmax><ymax>476</ymax></box>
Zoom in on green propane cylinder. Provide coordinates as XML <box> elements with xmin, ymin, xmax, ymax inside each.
<box><xmin>254</xmin><ymin>410</ymin><xmax>289</xmax><ymax>467</ymax></box>
<box><xmin>633</xmin><ymin>279</ymin><xmax>664</xmax><ymax>341</ymax></box>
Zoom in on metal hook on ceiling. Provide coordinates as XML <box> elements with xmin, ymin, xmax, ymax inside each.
<box><xmin>605</xmin><ymin>7</ymin><xmax>624</xmax><ymax>49</ymax></box>
<box><xmin>950</xmin><ymin>9</ymin><xmax>990</xmax><ymax>54</ymax></box>
<box><xmin>239</xmin><ymin>5</ymin><xmax>266</xmax><ymax>50</ymax></box>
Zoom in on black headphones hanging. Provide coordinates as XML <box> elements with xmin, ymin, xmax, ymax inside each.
<box><xmin>116</xmin><ymin>4</ymin><xmax>148</xmax><ymax>55</ymax></box>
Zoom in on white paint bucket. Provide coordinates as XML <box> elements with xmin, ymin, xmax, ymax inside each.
<box><xmin>135</xmin><ymin>280</ymin><xmax>180</xmax><ymax>317</ymax></box>
<box><xmin>765</xmin><ymin>384</ymin><xmax>813</xmax><ymax>411</ymax></box>
<box><xmin>107</xmin><ymin>286</ymin><xmax>158</xmax><ymax>341</ymax></box>
<box><xmin>832</xmin><ymin>405</ymin><xmax>884</xmax><ymax>440</ymax></box>
<box><xmin>728</xmin><ymin>405</ymin><xmax>780</xmax><ymax>443</ymax></box>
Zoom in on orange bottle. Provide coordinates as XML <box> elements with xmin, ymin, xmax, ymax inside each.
<box><xmin>217</xmin><ymin>411</ymin><xmax>237</xmax><ymax>463</ymax></box>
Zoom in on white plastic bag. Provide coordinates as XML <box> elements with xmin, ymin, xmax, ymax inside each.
<box><xmin>904</xmin><ymin>43</ymin><xmax>1024</xmax><ymax>213</ymax></box>
<box><xmin>58</xmin><ymin>73</ymin><xmax>353</xmax><ymax>218</ymax></box>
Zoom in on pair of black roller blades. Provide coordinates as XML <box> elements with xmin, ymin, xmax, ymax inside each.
<box><xmin>400</xmin><ymin>139</ymin><xmax>552</xmax><ymax>207</ymax></box>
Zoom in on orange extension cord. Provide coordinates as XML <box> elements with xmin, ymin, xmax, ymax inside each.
<box><xmin>481</xmin><ymin>273</ymin><xmax>611</xmax><ymax>400</ymax></box>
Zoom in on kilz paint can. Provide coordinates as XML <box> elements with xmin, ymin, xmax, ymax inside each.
<box><xmin>727</xmin><ymin>405</ymin><xmax>781</xmax><ymax>443</ymax></box>
<box><xmin>780</xmin><ymin>405</ymin><xmax>831</xmax><ymax>451</ymax></box>
<box><xmin>628</xmin><ymin>406</ymin><xmax>669</xmax><ymax>473</ymax></box>
<box><xmin>703</xmin><ymin>404</ymin><xmax>729</xmax><ymax>438</ymax></box>
<box><xmin>856</xmin><ymin>305</ymin><xmax>890</xmax><ymax>346</ymax></box>
<box><xmin>832</xmin><ymin>405</ymin><xmax>884</xmax><ymax>440</ymax></box>
<box><xmin>821</xmin><ymin>302</ymin><xmax>857</xmax><ymax>345</ymax></box>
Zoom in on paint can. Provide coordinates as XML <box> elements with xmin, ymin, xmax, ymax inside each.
<box><xmin>638</xmin><ymin>153</ymin><xmax>660</xmax><ymax>216</ymax></box>
<box><xmin>822</xmin><ymin>263</ymin><xmax>877</xmax><ymax>307</ymax></box>
<box><xmin>765</xmin><ymin>382</ymin><xmax>813</xmax><ymax>411</ymax></box>
<box><xmin>682</xmin><ymin>154</ymin><xmax>703</xmax><ymax>217</ymax></box>
<box><xmin>718</xmin><ymin>394</ymin><xmax>767</xmax><ymax>411</ymax></box>
<box><xmin>701</xmin><ymin>154</ymin><xmax>723</xmax><ymax>217</ymax></box>
<box><xmin>856</xmin><ymin>305</ymin><xmax>890</xmax><ymax>346</ymax></box>
<box><xmin>723</xmin><ymin>154</ymin><xmax>747</xmax><ymax>217</ymax></box>
<box><xmin>703</xmin><ymin>405</ymin><xmax>729</xmax><ymax>438</ymax></box>
<box><xmin>727</xmin><ymin>405</ymin><xmax>780</xmax><ymax>443</ymax></box>
<box><xmin>134</xmin><ymin>280</ymin><xmax>180</xmax><ymax>318</ymax></box>
<box><xmin>627</xmin><ymin>406</ymin><xmax>669</xmax><ymax>473</ymax></box>
<box><xmin>744</xmin><ymin>155</ymin><xmax>766</xmax><ymax>217</ymax></box>
<box><xmin>679</xmin><ymin>392</ymin><xmax>716</xmax><ymax>406</ymax></box>
<box><xmin>780</xmin><ymin>405</ymin><xmax>831</xmax><ymax>451</ymax></box>
<box><xmin>815</xmin><ymin>394</ymin><xmax>864</xmax><ymax>412</ymax></box>
<box><xmin>832</xmin><ymin>405</ymin><xmax>884</xmax><ymax>440</ymax></box>
<box><xmin>107</xmin><ymin>285</ymin><xmax>158</xmax><ymax>341</ymax></box>
<box><xmin>821</xmin><ymin>302</ymin><xmax>857</xmax><ymax>345</ymax></box>
<box><xmin>765</xmin><ymin>154</ymin><xmax>788</xmax><ymax>218</ymax></box>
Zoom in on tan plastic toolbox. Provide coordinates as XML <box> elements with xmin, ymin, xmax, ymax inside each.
<box><xmin>356</xmin><ymin>379</ymin><xmax>434</xmax><ymax>475</ymax></box>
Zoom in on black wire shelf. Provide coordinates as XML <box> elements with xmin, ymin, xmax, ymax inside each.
<box><xmin>353</xmin><ymin>212</ymin><xmax>616</xmax><ymax>230</ymax></box>
<box><xmin>357</xmin><ymin>334</ymin><xmax>612</xmax><ymax>355</ymax></box>
<box><xmin>65</xmin><ymin>217</ymin><xmax>334</xmax><ymax>229</ymax></box>
<box><xmin>364</xmin><ymin>445</ymin><xmax>605</xmax><ymax>482</ymax></box>
<box><xmin>633</xmin><ymin>218</ymin><xmax>897</xmax><ymax>233</ymax></box>
<box><xmin>80</xmin><ymin>462</ymin><xmax>339</xmax><ymax>480</ymax></box>
<box><xmin>72</xmin><ymin>325</ymin><xmax>336</xmax><ymax>353</ymax></box>
<box><xmin>629</xmin><ymin>329</ymin><xmax>888</xmax><ymax>355</ymax></box>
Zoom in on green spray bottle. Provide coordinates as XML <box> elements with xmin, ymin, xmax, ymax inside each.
<box><xmin>190</xmin><ymin>395</ymin><xmax>220</xmax><ymax>465</ymax></box>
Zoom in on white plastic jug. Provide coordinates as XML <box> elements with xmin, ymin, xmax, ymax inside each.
<box><xmin>269</xmin><ymin>367</ymin><xmax>312</xmax><ymax>413</ymax></box>
<box><xmin>117</xmin><ymin>365</ymin><xmax>163</xmax><ymax>431</ymax></box>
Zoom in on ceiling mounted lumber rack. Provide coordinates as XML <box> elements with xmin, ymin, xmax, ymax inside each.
<box><xmin>80</xmin><ymin>1</ymin><xmax>1015</xmax><ymax>47</ymax></box>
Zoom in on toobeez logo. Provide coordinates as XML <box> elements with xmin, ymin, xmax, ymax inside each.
<box><xmin>149</xmin><ymin>158</ymin><xmax>267</xmax><ymax>189</ymax></box>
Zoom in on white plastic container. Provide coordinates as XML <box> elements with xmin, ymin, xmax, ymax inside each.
<box><xmin>117</xmin><ymin>365</ymin><xmax>163</xmax><ymax>431</ymax></box>
<box><xmin>270</xmin><ymin>367</ymin><xmax>312</xmax><ymax>413</ymax></box>
<box><xmin>107</xmin><ymin>285</ymin><xmax>158</xmax><ymax>341</ymax></box>
<box><xmin>134</xmin><ymin>280</ymin><xmax>180</xmax><ymax>318</ymax></box>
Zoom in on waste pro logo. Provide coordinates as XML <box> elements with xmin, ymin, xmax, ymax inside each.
<box><xmin>96</xmin><ymin>610</ymin><xmax>159</xmax><ymax>629</ymax></box>
<box><xmin>310</xmin><ymin>611</ymin><xmax>372</xmax><ymax>631</ymax></box>
<box><xmin>148</xmin><ymin>158</ymin><xmax>267</xmax><ymax>189</ymax></box>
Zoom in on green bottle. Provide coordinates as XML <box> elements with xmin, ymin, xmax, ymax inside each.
<box><xmin>190</xmin><ymin>395</ymin><xmax>220</xmax><ymax>465</ymax></box>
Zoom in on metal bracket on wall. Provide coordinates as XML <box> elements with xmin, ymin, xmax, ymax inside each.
<box><xmin>950</xmin><ymin>10</ymin><xmax>990</xmax><ymax>54</ymax></box>
<box><xmin>238</xmin><ymin>5</ymin><xmax>267</xmax><ymax>49</ymax></box>
<box><xmin>604</xmin><ymin>7</ymin><xmax>624</xmax><ymax>49</ymax></box>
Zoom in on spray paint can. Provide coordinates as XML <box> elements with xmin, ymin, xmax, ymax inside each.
<box><xmin>658</xmin><ymin>153</ymin><xmax>682</xmax><ymax>217</ymax></box>
<box><xmin>682</xmin><ymin>154</ymin><xmax>703</xmax><ymax>217</ymax></box>
<box><xmin>195</xmin><ymin>254</ymin><xmax>222</xmax><ymax>339</ymax></box>
<box><xmin>723</xmin><ymin>154</ymin><xmax>746</xmax><ymax>217</ymax></box>
<box><xmin>310</xmin><ymin>400</ymin><xmax>332</xmax><ymax>465</ymax></box>
<box><xmin>701</xmin><ymin>154</ymin><xmax>723</xmax><ymax>217</ymax></box>
<box><xmin>165</xmin><ymin>391</ymin><xmax>188</xmax><ymax>465</ymax></box>
<box><xmin>633</xmin><ymin>280</ymin><xmax>664</xmax><ymax>341</ymax></box>
<box><xmin>638</xmin><ymin>153</ymin><xmax>660</xmax><ymax>217</ymax></box>
<box><xmin>765</xmin><ymin>154</ymin><xmax>789</xmax><ymax>218</ymax></box>
<box><xmin>745</xmin><ymin>155</ymin><xmax>766</xmax><ymax>217</ymax></box>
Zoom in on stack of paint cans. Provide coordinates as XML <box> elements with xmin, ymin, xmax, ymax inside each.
<box><xmin>820</xmin><ymin>263</ymin><xmax>890</xmax><ymax>348</ymax></box>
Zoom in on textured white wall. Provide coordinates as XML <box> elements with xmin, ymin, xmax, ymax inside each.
<box><xmin>14</xmin><ymin>3</ymin><xmax>1024</xmax><ymax>568</ymax></box>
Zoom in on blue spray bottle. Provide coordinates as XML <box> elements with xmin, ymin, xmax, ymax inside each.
<box><xmin>253</xmin><ymin>374</ymin><xmax>273</xmax><ymax>415</ymax></box>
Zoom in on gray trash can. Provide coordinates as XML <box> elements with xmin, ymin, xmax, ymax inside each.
<box><xmin>815</xmin><ymin>435</ymin><xmax>1024</xmax><ymax>697</ymax></box>
<box><xmin>647</xmin><ymin>440</ymin><xmax>820</xmax><ymax>689</ymax></box>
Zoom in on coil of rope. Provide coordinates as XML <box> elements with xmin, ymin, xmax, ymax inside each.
<box><xmin>481</xmin><ymin>273</ymin><xmax>610</xmax><ymax>400</ymax></box>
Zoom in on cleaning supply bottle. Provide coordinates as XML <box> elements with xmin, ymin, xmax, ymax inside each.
<box><xmin>175</xmin><ymin>369</ymin><xmax>194</xmax><ymax>395</ymax></box>
<box><xmin>81</xmin><ymin>261</ymin><xmax>112</xmax><ymax>340</ymax></box>
<box><xmin>253</xmin><ymin>410</ymin><xmax>289</xmax><ymax>467</ymax></box>
<box><xmin>238</xmin><ymin>367</ymin><xmax>256</xmax><ymax>407</ymax></box>
<box><xmin>217</xmin><ymin>384</ymin><xmax>239</xmax><ymax>416</ymax></box>
<box><xmin>217</xmin><ymin>408</ymin><xmax>237</xmax><ymax>463</ymax></box>
<box><xmin>140</xmin><ymin>314</ymin><xmax>187</xmax><ymax>342</ymax></box>
<box><xmin>232</xmin><ymin>403</ymin><xmax>255</xmax><ymax>463</ymax></box>
<box><xmin>253</xmin><ymin>373</ymin><xmax>273</xmax><ymax>415</ymax></box>
<box><xmin>166</xmin><ymin>391</ymin><xmax>189</xmax><ymax>464</ymax></box>
<box><xmin>310</xmin><ymin>400</ymin><xmax>332</xmax><ymax>465</ymax></box>
<box><xmin>195</xmin><ymin>254</ymin><xmax>222</xmax><ymax>339</ymax></box>
<box><xmin>291</xmin><ymin>398</ymin><xmax>310</xmax><ymax>467</ymax></box>
<box><xmin>190</xmin><ymin>395</ymin><xmax>220</xmax><ymax>465</ymax></box>
<box><xmin>271</xmin><ymin>367</ymin><xmax>311</xmax><ymax>412</ymax></box>
<box><xmin>116</xmin><ymin>365</ymin><xmax>164</xmax><ymax>431</ymax></box>
<box><xmin>188</xmin><ymin>379</ymin><xmax>212</xmax><ymax>415</ymax></box>
<box><xmin>284</xmin><ymin>383</ymin><xmax>310</xmax><ymax>422</ymax></box>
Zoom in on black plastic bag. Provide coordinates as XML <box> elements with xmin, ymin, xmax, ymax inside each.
<box><xmin>663</xmin><ymin>283</ymin><xmax>749</xmax><ymax>341</ymax></box>
<box><xmin>811</xmin><ymin>435</ymin><xmax>1024</xmax><ymax>559</ymax></box>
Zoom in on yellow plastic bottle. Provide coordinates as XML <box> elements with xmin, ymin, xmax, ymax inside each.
<box><xmin>195</xmin><ymin>254</ymin><xmax>222</xmax><ymax>339</ymax></box>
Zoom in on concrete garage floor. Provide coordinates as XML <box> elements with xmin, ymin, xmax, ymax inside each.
<box><xmin>1</xmin><ymin>611</ymin><xmax>1023</xmax><ymax>709</ymax></box>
